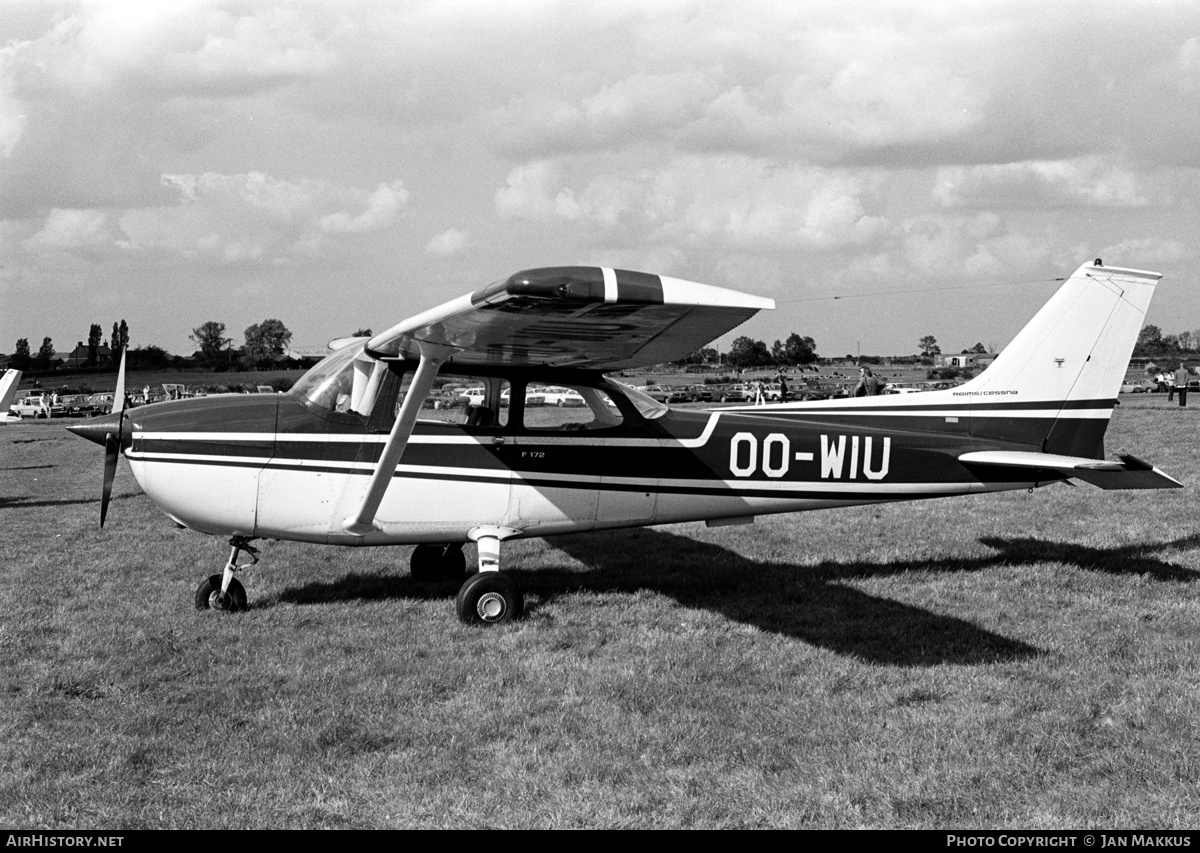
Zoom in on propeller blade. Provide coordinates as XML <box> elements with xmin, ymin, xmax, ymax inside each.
<box><xmin>100</xmin><ymin>432</ymin><xmax>119</xmax><ymax>527</ymax></box>
<box><xmin>113</xmin><ymin>350</ymin><xmax>127</xmax><ymax>415</ymax></box>
<box><xmin>99</xmin><ymin>349</ymin><xmax>127</xmax><ymax>527</ymax></box>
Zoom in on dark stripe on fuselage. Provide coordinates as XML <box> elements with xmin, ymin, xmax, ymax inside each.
<box><xmin>127</xmin><ymin>389</ymin><xmax>1092</xmax><ymax>496</ymax></box>
<box><xmin>125</xmin><ymin>449</ymin><xmax>1022</xmax><ymax>502</ymax></box>
<box><xmin>747</xmin><ymin>397</ymin><xmax>1114</xmax><ymax>415</ymax></box>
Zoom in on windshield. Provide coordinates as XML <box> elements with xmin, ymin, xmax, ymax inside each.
<box><xmin>289</xmin><ymin>344</ymin><xmax>362</xmax><ymax>412</ymax></box>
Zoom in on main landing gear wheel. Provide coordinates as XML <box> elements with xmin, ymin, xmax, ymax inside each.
<box><xmin>410</xmin><ymin>544</ymin><xmax>467</xmax><ymax>582</ymax></box>
<box><xmin>195</xmin><ymin>574</ymin><xmax>248</xmax><ymax>612</ymax></box>
<box><xmin>455</xmin><ymin>572</ymin><xmax>523</xmax><ymax>625</ymax></box>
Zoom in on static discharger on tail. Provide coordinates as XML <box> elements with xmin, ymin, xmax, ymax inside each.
<box><xmin>70</xmin><ymin>259</ymin><xmax>1181</xmax><ymax>625</ymax></box>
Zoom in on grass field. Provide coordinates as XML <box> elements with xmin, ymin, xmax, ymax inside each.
<box><xmin>2</xmin><ymin>395</ymin><xmax>1199</xmax><ymax>828</ymax></box>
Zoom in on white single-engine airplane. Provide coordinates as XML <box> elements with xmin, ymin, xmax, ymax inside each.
<box><xmin>71</xmin><ymin>259</ymin><xmax>1180</xmax><ymax>624</ymax></box>
<box><xmin>0</xmin><ymin>369</ymin><xmax>23</xmax><ymax>423</ymax></box>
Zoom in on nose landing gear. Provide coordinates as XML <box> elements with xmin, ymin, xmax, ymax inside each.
<box><xmin>195</xmin><ymin>537</ymin><xmax>258</xmax><ymax>613</ymax></box>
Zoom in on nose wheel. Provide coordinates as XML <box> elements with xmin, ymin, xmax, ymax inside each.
<box><xmin>195</xmin><ymin>537</ymin><xmax>257</xmax><ymax>613</ymax></box>
<box><xmin>195</xmin><ymin>575</ymin><xmax>248</xmax><ymax>612</ymax></box>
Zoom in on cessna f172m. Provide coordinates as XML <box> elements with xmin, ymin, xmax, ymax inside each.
<box><xmin>71</xmin><ymin>259</ymin><xmax>1180</xmax><ymax>624</ymax></box>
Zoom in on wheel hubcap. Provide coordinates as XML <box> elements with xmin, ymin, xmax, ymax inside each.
<box><xmin>476</xmin><ymin>592</ymin><xmax>507</xmax><ymax>622</ymax></box>
<box><xmin>208</xmin><ymin>590</ymin><xmax>230</xmax><ymax>611</ymax></box>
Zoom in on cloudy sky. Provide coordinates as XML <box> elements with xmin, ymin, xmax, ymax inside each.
<box><xmin>2</xmin><ymin>0</ymin><xmax>1198</xmax><ymax>362</ymax></box>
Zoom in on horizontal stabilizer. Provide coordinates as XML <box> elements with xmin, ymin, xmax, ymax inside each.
<box><xmin>959</xmin><ymin>450</ymin><xmax>1182</xmax><ymax>490</ymax></box>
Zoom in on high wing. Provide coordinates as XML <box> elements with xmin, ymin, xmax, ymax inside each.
<box><xmin>365</xmin><ymin>267</ymin><xmax>775</xmax><ymax>370</ymax></box>
<box><xmin>344</xmin><ymin>266</ymin><xmax>773</xmax><ymax>535</ymax></box>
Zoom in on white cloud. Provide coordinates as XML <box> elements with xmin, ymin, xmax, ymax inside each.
<box><xmin>497</xmin><ymin>155</ymin><xmax>891</xmax><ymax>252</ymax></box>
<box><xmin>34</xmin><ymin>3</ymin><xmax>337</xmax><ymax>95</ymax></box>
<box><xmin>23</xmin><ymin>208</ymin><xmax>114</xmax><ymax>250</ymax></box>
<box><xmin>1180</xmin><ymin>37</ymin><xmax>1200</xmax><ymax>93</ymax></box>
<box><xmin>319</xmin><ymin>181</ymin><xmax>409</xmax><ymax>235</ymax></box>
<box><xmin>0</xmin><ymin>46</ymin><xmax>27</xmax><ymax>157</ymax></box>
<box><xmin>495</xmin><ymin>162</ymin><xmax>566</xmax><ymax>220</ymax></box>
<box><xmin>425</xmin><ymin>228</ymin><xmax>469</xmax><ymax>256</ymax></box>
<box><xmin>1098</xmin><ymin>237</ymin><xmax>1188</xmax><ymax>267</ymax></box>
<box><xmin>118</xmin><ymin>171</ymin><xmax>408</xmax><ymax>263</ymax></box>
<box><xmin>933</xmin><ymin>158</ymin><xmax>1154</xmax><ymax>209</ymax></box>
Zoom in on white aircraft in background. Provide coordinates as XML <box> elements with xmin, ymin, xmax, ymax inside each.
<box><xmin>0</xmin><ymin>369</ymin><xmax>23</xmax><ymax>423</ymax></box>
<box><xmin>71</xmin><ymin>259</ymin><xmax>1180</xmax><ymax>624</ymax></box>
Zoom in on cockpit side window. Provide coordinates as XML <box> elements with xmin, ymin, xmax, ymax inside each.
<box><xmin>386</xmin><ymin>372</ymin><xmax>510</xmax><ymax>429</ymax></box>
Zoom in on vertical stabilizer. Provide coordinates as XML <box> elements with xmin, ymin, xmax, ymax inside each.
<box><xmin>959</xmin><ymin>260</ymin><xmax>1161</xmax><ymax>456</ymax></box>
<box><xmin>0</xmin><ymin>369</ymin><xmax>22</xmax><ymax>412</ymax></box>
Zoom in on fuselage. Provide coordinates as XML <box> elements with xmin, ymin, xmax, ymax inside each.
<box><xmin>105</xmin><ymin>365</ymin><xmax>1070</xmax><ymax>546</ymax></box>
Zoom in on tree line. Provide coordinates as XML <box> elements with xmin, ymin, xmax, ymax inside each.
<box><xmin>8</xmin><ymin>317</ymin><xmax>305</xmax><ymax>374</ymax></box>
<box><xmin>696</xmin><ymin>331</ymin><xmax>993</xmax><ymax>371</ymax></box>
<box><xmin>8</xmin><ymin>320</ymin><xmax>129</xmax><ymax>371</ymax></box>
<box><xmin>188</xmin><ymin>319</ymin><xmax>295</xmax><ymax>371</ymax></box>
<box><xmin>1135</xmin><ymin>325</ymin><xmax>1200</xmax><ymax>358</ymax></box>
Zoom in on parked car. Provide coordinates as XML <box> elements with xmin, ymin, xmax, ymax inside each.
<box><xmin>500</xmin><ymin>387</ymin><xmax>548</xmax><ymax>407</ymax></box>
<box><xmin>11</xmin><ymin>394</ymin><xmax>65</xmax><ymax>418</ymax></box>
<box><xmin>427</xmin><ymin>391</ymin><xmax>468</xmax><ymax>409</ymax></box>
<box><xmin>534</xmin><ymin>385</ymin><xmax>585</xmax><ymax>407</ymax></box>
<box><xmin>635</xmin><ymin>386</ymin><xmax>671</xmax><ymax>403</ymax></box>
<box><xmin>461</xmin><ymin>386</ymin><xmax>486</xmax><ymax>406</ymax></box>
<box><xmin>787</xmin><ymin>380</ymin><xmax>830</xmax><ymax>401</ymax></box>
<box><xmin>716</xmin><ymin>384</ymin><xmax>755</xmax><ymax>403</ymax></box>
<box><xmin>88</xmin><ymin>392</ymin><xmax>115</xmax><ymax>414</ymax></box>
<box><xmin>60</xmin><ymin>394</ymin><xmax>97</xmax><ymax>416</ymax></box>
<box><xmin>1119</xmin><ymin>381</ymin><xmax>1148</xmax><ymax>394</ymax></box>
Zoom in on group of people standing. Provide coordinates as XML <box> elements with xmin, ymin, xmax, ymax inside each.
<box><xmin>746</xmin><ymin>366</ymin><xmax>881</xmax><ymax>403</ymax></box>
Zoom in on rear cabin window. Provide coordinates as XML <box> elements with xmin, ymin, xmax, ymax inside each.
<box><xmin>521</xmin><ymin>382</ymin><xmax>623</xmax><ymax>431</ymax></box>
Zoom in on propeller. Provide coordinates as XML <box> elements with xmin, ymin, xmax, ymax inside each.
<box><xmin>69</xmin><ymin>353</ymin><xmax>129</xmax><ymax>526</ymax></box>
<box><xmin>100</xmin><ymin>351</ymin><xmax>128</xmax><ymax>527</ymax></box>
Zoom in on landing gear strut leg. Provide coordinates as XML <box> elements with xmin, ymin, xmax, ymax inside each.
<box><xmin>456</xmin><ymin>526</ymin><xmax>524</xmax><ymax>624</ymax></box>
<box><xmin>196</xmin><ymin>536</ymin><xmax>257</xmax><ymax>613</ymax></box>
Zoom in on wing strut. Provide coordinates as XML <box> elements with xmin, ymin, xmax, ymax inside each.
<box><xmin>343</xmin><ymin>343</ymin><xmax>456</xmax><ymax>536</ymax></box>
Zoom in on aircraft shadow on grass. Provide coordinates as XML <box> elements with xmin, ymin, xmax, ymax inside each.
<box><xmin>0</xmin><ymin>493</ymin><xmax>138</xmax><ymax>510</ymax></box>
<box><xmin>274</xmin><ymin>527</ymin><xmax>1200</xmax><ymax>666</ymax></box>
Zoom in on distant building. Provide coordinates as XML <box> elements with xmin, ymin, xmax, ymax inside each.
<box><xmin>61</xmin><ymin>341</ymin><xmax>112</xmax><ymax>369</ymax></box>
<box><xmin>937</xmin><ymin>353</ymin><xmax>997</xmax><ymax>370</ymax></box>
<box><xmin>290</xmin><ymin>345</ymin><xmax>333</xmax><ymax>367</ymax></box>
